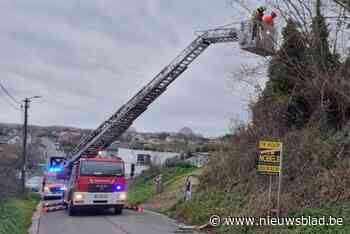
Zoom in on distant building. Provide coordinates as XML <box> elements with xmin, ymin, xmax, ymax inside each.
<box><xmin>132</xmin><ymin>135</ymin><xmax>145</xmax><ymax>142</ymax></box>
<box><xmin>100</xmin><ymin>147</ymin><xmax>180</xmax><ymax>177</ymax></box>
<box><xmin>0</xmin><ymin>134</ymin><xmax>32</xmax><ymax>145</ymax></box>
<box><xmin>185</xmin><ymin>153</ymin><xmax>209</xmax><ymax>168</ymax></box>
<box><xmin>7</xmin><ymin>129</ymin><xmax>19</xmax><ymax>136</ymax></box>
<box><xmin>165</xmin><ymin>136</ymin><xmax>176</xmax><ymax>143</ymax></box>
<box><xmin>51</xmin><ymin>130</ymin><xmax>60</xmax><ymax>137</ymax></box>
<box><xmin>0</xmin><ymin>136</ymin><xmax>8</xmax><ymax>145</ymax></box>
<box><xmin>120</xmin><ymin>148</ymin><xmax>179</xmax><ymax>177</ymax></box>
<box><xmin>147</xmin><ymin>138</ymin><xmax>161</xmax><ymax>145</ymax></box>
<box><xmin>7</xmin><ymin>136</ymin><xmax>21</xmax><ymax>144</ymax></box>
<box><xmin>58</xmin><ymin>131</ymin><xmax>81</xmax><ymax>144</ymax></box>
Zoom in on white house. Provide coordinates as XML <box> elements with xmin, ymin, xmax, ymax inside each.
<box><xmin>7</xmin><ymin>129</ymin><xmax>19</xmax><ymax>136</ymax></box>
<box><xmin>132</xmin><ymin>135</ymin><xmax>145</xmax><ymax>142</ymax></box>
<box><xmin>7</xmin><ymin>135</ymin><xmax>32</xmax><ymax>145</ymax></box>
<box><xmin>101</xmin><ymin>147</ymin><xmax>179</xmax><ymax>177</ymax></box>
<box><xmin>165</xmin><ymin>136</ymin><xmax>176</xmax><ymax>143</ymax></box>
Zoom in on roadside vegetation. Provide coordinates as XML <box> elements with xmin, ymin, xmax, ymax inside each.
<box><xmin>127</xmin><ymin>164</ymin><xmax>197</xmax><ymax>206</ymax></box>
<box><xmin>0</xmin><ymin>193</ymin><xmax>40</xmax><ymax>234</ymax></box>
<box><xmin>0</xmin><ymin>141</ymin><xmax>41</xmax><ymax>234</ymax></box>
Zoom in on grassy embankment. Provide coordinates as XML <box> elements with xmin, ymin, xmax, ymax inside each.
<box><xmin>169</xmin><ymin>127</ymin><xmax>350</xmax><ymax>233</ymax></box>
<box><xmin>172</xmin><ymin>188</ymin><xmax>350</xmax><ymax>233</ymax></box>
<box><xmin>127</xmin><ymin>164</ymin><xmax>198</xmax><ymax>212</ymax></box>
<box><xmin>0</xmin><ymin>193</ymin><xmax>40</xmax><ymax>234</ymax></box>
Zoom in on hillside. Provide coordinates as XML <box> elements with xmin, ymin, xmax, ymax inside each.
<box><xmin>165</xmin><ymin>3</ymin><xmax>350</xmax><ymax>234</ymax></box>
<box><xmin>0</xmin><ymin>123</ymin><xmax>213</xmax><ymax>153</ymax></box>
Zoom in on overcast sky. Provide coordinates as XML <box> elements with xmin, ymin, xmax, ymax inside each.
<box><xmin>0</xmin><ymin>0</ymin><xmax>264</xmax><ymax>137</ymax></box>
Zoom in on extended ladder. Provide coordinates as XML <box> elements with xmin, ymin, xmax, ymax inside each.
<box><xmin>66</xmin><ymin>28</ymin><xmax>238</xmax><ymax>164</ymax></box>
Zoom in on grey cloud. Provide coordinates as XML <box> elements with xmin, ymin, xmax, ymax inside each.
<box><xmin>0</xmin><ymin>0</ymin><xmax>261</xmax><ymax>136</ymax></box>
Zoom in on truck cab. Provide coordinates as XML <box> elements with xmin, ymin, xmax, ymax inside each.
<box><xmin>64</xmin><ymin>156</ymin><xmax>127</xmax><ymax>216</ymax></box>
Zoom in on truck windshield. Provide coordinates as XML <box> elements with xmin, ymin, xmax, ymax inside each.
<box><xmin>80</xmin><ymin>161</ymin><xmax>124</xmax><ymax>176</ymax></box>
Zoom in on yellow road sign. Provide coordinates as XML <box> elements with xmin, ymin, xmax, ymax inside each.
<box><xmin>257</xmin><ymin>164</ymin><xmax>280</xmax><ymax>174</ymax></box>
<box><xmin>259</xmin><ymin>141</ymin><xmax>282</xmax><ymax>150</ymax></box>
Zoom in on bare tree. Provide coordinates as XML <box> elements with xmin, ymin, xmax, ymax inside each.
<box><xmin>332</xmin><ymin>0</ymin><xmax>350</xmax><ymax>12</ymax></box>
<box><xmin>0</xmin><ymin>144</ymin><xmax>21</xmax><ymax>197</ymax></box>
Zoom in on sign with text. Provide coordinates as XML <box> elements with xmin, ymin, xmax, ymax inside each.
<box><xmin>259</xmin><ymin>141</ymin><xmax>282</xmax><ymax>150</ymax></box>
<box><xmin>257</xmin><ymin>140</ymin><xmax>284</xmax><ymax>217</ymax></box>
<box><xmin>257</xmin><ymin>141</ymin><xmax>283</xmax><ymax>175</ymax></box>
<box><xmin>257</xmin><ymin>164</ymin><xmax>281</xmax><ymax>174</ymax></box>
<box><xmin>259</xmin><ymin>150</ymin><xmax>281</xmax><ymax>163</ymax></box>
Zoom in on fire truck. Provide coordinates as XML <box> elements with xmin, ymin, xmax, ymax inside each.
<box><xmin>42</xmin><ymin>156</ymin><xmax>66</xmax><ymax>200</ymax></box>
<box><xmin>61</xmin><ymin>17</ymin><xmax>277</xmax><ymax>216</ymax></box>
<box><xmin>64</xmin><ymin>156</ymin><xmax>127</xmax><ymax>216</ymax></box>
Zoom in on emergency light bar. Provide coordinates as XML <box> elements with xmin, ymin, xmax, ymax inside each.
<box><xmin>48</xmin><ymin>167</ymin><xmax>63</xmax><ymax>173</ymax></box>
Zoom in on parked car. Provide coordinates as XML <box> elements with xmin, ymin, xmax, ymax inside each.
<box><xmin>25</xmin><ymin>176</ymin><xmax>42</xmax><ymax>192</ymax></box>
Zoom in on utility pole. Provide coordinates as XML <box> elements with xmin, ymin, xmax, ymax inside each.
<box><xmin>21</xmin><ymin>96</ymin><xmax>41</xmax><ymax>193</ymax></box>
<box><xmin>21</xmin><ymin>98</ymin><xmax>29</xmax><ymax>193</ymax></box>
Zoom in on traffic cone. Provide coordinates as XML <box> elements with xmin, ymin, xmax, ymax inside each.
<box><xmin>42</xmin><ymin>207</ymin><xmax>48</xmax><ymax>214</ymax></box>
<box><xmin>137</xmin><ymin>206</ymin><xmax>144</xmax><ymax>212</ymax></box>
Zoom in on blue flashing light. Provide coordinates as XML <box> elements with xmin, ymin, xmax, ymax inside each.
<box><xmin>49</xmin><ymin>167</ymin><xmax>63</xmax><ymax>173</ymax></box>
<box><xmin>115</xmin><ymin>184</ymin><xmax>124</xmax><ymax>192</ymax></box>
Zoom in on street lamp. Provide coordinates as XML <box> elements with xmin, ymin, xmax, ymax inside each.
<box><xmin>29</xmin><ymin>95</ymin><xmax>42</xmax><ymax>100</ymax></box>
<box><xmin>21</xmin><ymin>95</ymin><xmax>42</xmax><ymax>193</ymax></box>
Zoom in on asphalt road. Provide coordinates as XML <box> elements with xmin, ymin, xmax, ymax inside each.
<box><xmin>38</xmin><ymin>204</ymin><xmax>199</xmax><ymax>234</ymax></box>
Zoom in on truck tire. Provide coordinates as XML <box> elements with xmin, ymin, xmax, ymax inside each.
<box><xmin>114</xmin><ymin>207</ymin><xmax>123</xmax><ymax>215</ymax></box>
<box><xmin>68</xmin><ymin>202</ymin><xmax>76</xmax><ymax>216</ymax></box>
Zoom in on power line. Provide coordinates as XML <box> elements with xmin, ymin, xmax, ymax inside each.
<box><xmin>0</xmin><ymin>81</ymin><xmax>21</xmax><ymax>110</ymax></box>
<box><xmin>0</xmin><ymin>82</ymin><xmax>21</xmax><ymax>105</ymax></box>
<box><xmin>0</xmin><ymin>92</ymin><xmax>21</xmax><ymax>110</ymax></box>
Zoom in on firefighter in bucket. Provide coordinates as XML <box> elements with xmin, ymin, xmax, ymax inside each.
<box><xmin>251</xmin><ymin>6</ymin><xmax>266</xmax><ymax>41</ymax></box>
<box><xmin>263</xmin><ymin>10</ymin><xmax>277</xmax><ymax>26</ymax></box>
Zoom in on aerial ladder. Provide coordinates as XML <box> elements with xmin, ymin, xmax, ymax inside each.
<box><xmin>65</xmin><ymin>21</ymin><xmax>277</xmax><ymax>166</ymax></box>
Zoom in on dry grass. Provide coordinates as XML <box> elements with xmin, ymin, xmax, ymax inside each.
<box><xmin>145</xmin><ymin>168</ymin><xmax>203</xmax><ymax>212</ymax></box>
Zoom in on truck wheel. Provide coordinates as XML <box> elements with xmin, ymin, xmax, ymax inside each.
<box><xmin>114</xmin><ymin>207</ymin><xmax>123</xmax><ymax>215</ymax></box>
<box><xmin>68</xmin><ymin>202</ymin><xmax>76</xmax><ymax>216</ymax></box>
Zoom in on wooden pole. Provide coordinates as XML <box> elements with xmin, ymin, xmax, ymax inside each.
<box><xmin>276</xmin><ymin>144</ymin><xmax>283</xmax><ymax>217</ymax></box>
<box><xmin>21</xmin><ymin>98</ymin><xmax>29</xmax><ymax>193</ymax></box>
<box><xmin>268</xmin><ymin>175</ymin><xmax>272</xmax><ymax>216</ymax></box>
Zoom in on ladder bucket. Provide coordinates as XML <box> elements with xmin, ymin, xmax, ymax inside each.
<box><xmin>238</xmin><ymin>20</ymin><xmax>277</xmax><ymax>57</ymax></box>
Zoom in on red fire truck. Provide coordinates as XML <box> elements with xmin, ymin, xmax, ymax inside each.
<box><xmin>64</xmin><ymin>156</ymin><xmax>127</xmax><ymax>216</ymax></box>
